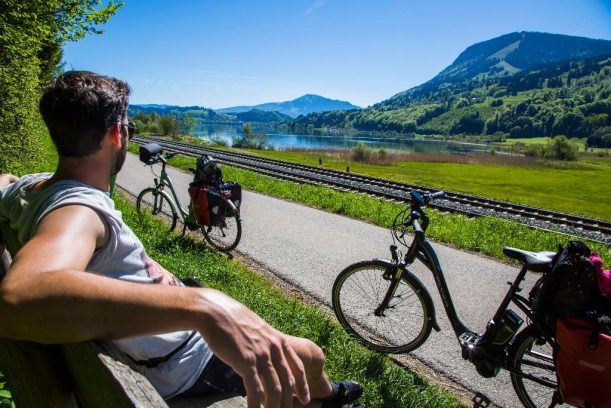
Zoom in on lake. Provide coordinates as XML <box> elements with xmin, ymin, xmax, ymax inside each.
<box><xmin>192</xmin><ymin>123</ymin><xmax>508</xmax><ymax>155</ymax></box>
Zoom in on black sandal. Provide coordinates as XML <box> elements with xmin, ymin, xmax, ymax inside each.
<box><xmin>321</xmin><ymin>381</ymin><xmax>365</xmax><ymax>408</ymax></box>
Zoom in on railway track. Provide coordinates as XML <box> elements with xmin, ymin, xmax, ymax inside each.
<box><xmin>134</xmin><ymin>136</ymin><xmax>611</xmax><ymax>244</ymax></box>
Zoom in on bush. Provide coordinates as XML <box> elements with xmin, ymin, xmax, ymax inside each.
<box><xmin>351</xmin><ymin>142</ymin><xmax>372</xmax><ymax>162</ymax></box>
<box><xmin>210</xmin><ymin>137</ymin><xmax>228</xmax><ymax>147</ymax></box>
<box><xmin>159</xmin><ymin>115</ymin><xmax>179</xmax><ymax>136</ymax></box>
<box><xmin>231</xmin><ymin>133</ymin><xmax>272</xmax><ymax>150</ymax></box>
<box><xmin>549</xmin><ymin>135</ymin><xmax>578</xmax><ymax>161</ymax></box>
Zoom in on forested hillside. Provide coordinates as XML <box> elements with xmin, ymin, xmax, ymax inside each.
<box><xmin>129</xmin><ymin>104</ymin><xmax>236</xmax><ymax>123</ymax></box>
<box><xmin>291</xmin><ymin>32</ymin><xmax>611</xmax><ymax>147</ymax></box>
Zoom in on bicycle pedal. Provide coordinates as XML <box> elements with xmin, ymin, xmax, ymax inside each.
<box><xmin>459</xmin><ymin>332</ymin><xmax>481</xmax><ymax>348</ymax></box>
<box><xmin>185</xmin><ymin>221</ymin><xmax>198</xmax><ymax>231</ymax></box>
<box><xmin>459</xmin><ymin>332</ymin><xmax>482</xmax><ymax>360</ymax></box>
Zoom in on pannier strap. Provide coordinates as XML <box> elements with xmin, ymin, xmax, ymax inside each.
<box><xmin>587</xmin><ymin>314</ymin><xmax>611</xmax><ymax>350</ymax></box>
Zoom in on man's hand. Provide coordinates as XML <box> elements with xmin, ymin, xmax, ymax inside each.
<box><xmin>0</xmin><ymin>174</ymin><xmax>18</xmax><ymax>187</ymax></box>
<box><xmin>197</xmin><ymin>290</ymin><xmax>311</xmax><ymax>408</ymax></box>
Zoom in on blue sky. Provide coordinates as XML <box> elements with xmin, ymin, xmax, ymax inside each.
<box><xmin>62</xmin><ymin>0</ymin><xmax>611</xmax><ymax>109</ymax></box>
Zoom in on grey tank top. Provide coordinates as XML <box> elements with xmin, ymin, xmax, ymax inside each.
<box><xmin>0</xmin><ymin>173</ymin><xmax>211</xmax><ymax>398</ymax></box>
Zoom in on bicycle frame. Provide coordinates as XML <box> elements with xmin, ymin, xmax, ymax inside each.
<box><xmin>152</xmin><ymin>159</ymin><xmax>189</xmax><ymax>220</ymax></box>
<box><xmin>399</xmin><ymin>208</ymin><xmax>557</xmax><ymax>388</ymax></box>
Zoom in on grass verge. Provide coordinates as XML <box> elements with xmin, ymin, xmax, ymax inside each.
<box><xmin>163</xmin><ymin>151</ymin><xmax>610</xmax><ymax>265</ymax></box>
<box><xmin>118</xmin><ymin>194</ymin><xmax>461</xmax><ymax>407</ymax></box>
<box><xmin>237</xmin><ymin>147</ymin><xmax>611</xmax><ymax>221</ymax></box>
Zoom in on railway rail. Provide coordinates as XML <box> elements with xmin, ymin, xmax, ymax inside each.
<box><xmin>134</xmin><ymin>136</ymin><xmax>611</xmax><ymax>244</ymax></box>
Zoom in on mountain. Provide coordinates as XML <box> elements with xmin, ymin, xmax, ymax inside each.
<box><xmin>128</xmin><ymin>104</ymin><xmax>292</xmax><ymax>124</ymax></box>
<box><xmin>383</xmin><ymin>31</ymin><xmax>611</xmax><ymax>107</ymax></box>
<box><xmin>291</xmin><ymin>32</ymin><xmax>611</xmax><ymax>147</ymax></box>
<box><xmin>217</xmin><ymin>94</ymin><xmax>360</xmax><ymax>118</ymax></box>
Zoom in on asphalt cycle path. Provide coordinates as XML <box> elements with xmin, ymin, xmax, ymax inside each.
<box><xmin>118</xmin><ymin>152</ymin><xmax>543</xmax><ymax>408</ymax></box>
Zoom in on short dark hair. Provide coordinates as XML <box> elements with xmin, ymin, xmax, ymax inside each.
<box><xmin>39</xmin><ymin>71</ymin><xmax>131</xmax><ymax>157</ymax></box>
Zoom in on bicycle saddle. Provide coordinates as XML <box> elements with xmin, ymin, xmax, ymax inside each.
<box><xmin>503</xmin><ymin>247</ymin><xmax>556</xmax><ymax>272</ymax></box>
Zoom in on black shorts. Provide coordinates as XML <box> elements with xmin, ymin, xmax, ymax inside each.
<box><xmin>180</xmin><ymin>355</ymin><xmax>246</xmax><ymax>397</ymax></box>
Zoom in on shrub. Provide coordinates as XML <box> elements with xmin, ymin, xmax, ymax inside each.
<box><xmin>549</xmin><ymin>135</ymin><xmax>578</xmax><ymax>161</ymax></box>
<box><xmin>351</xmin><ymin>142</ymin><xmax>372</xmax><ymax>162</ymax></box>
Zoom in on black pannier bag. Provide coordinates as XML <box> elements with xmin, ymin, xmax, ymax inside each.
<box><xmin>193</xmin><ymin>155</ymin><xmax>222</xmax><ymax>185</ymax></box>
<box><xmin>223</xmin><ymin>182</ymin><xmax>242</xmax><ymax>210</ymax></box>
<box><xmin>139</xmin><ymin>143</ymin><xmax>163</xmax><ymax>164</ymax></box>
<box><xmin>529</xmin><ymin>240</ymin><xmax>598</xmax><ymax>332</ymax></box>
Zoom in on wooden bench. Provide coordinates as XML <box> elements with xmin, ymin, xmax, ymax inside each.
<box><xmin>0</xmin><ymin>225</ymin><xmax>245</xmax><ymax>407</ymax></box>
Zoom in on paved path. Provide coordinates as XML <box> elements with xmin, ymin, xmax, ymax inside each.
<box><xmin>118</xmin><ymin>152</ymin><xmax>542</xmax><ymax>407</ymax></box>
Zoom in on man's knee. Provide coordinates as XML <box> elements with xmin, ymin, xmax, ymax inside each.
<box><xmin>289</xmin><ymin>336</ymin><xmax>326</xmax><ymax>373</ymax></box>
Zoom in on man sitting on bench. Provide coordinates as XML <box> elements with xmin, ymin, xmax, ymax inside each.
<box><xmin>0</xmin><ymin>71</ymin><xmax>364</xmax><ymax>408</ymax></box>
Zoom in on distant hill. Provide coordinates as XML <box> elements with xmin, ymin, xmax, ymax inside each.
<box><xmin>217</xmin><ymin>94</ymin><xmax>360</xmax><ymax>118</ymax></box>
<box><xmin>128</xmin><ymin>104</ymin><xmax>236</xmax><ymax>123</ymax></box>
<box><xmin>291</xmin><ymin>32</ymin><xmax>611</xmax><ymax>147</ymax></box>
<box><xmin>233</xmin><ymin>109</ymin><xmax>293</xmax><ymax>122</ymax></box>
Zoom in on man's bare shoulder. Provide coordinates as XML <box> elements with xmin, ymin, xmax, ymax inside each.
<box><xmin>9</xmin><ymin>205</ymin><xmax>108</xmax><ymax>277</ymax></box>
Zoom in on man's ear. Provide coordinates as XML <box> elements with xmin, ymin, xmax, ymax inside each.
<box><xmin>108</xmin><ymin>124</ymin><xmax>122</xmax><ymax>148</ymax></box>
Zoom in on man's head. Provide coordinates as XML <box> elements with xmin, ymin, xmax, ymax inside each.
<box><xmin>39</xmin><ymin>71</ymin><xmax>131</xmax><ymax>159</ymax></box>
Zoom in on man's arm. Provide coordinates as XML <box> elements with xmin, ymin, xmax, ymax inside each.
<box><xmin>0</xmin><ymin>205</ymin><xmax>310</xmax><ymax>407</ymax></box>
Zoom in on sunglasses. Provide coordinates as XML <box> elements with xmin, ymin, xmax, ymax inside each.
<box><xmin>108</xmin><ymin>120</ymin><xmax>137</xmax><ymax>140</ymax></box>
<box><xmin>121</xmin><ymin>121</ymin><xmax>137</xmax><ymax>140</ymax></box>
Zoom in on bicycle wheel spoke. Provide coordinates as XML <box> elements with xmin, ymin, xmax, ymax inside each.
<box><xmin>201</xmin><ymin>199</ymin><xmax>241</xmax><ymax>252</ymax></box>
<box><xmin>509</xmin><ymin>325</ymin><xmax>566</xmax><ymax>408</ymax></box>
<box><xmin>332</xmin><ymin>261</ymin><xmax>432</xmax><ymax>353</ymax></box>
<box><xmin>136</xmin><ymin>188</ymin><xmax>178</xmax><ymax>232</ymax></box>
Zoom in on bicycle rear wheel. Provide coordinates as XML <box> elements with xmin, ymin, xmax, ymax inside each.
<box><xmin>508</xmin><ymin>324</ymin><xmax>565</xmax><ymax>408</ymax></box>
<box><xmin>332</xmin><ymin>259</ymin><xmax>433</xmax><ymax>353</ymax></box>
<box><xmin>136</xmin><ymin>188</ymin><xmax>178</xmax><ymax>232</ymax></box>
<box><xmin>201</xmin><ymin>198</ymin><xmax>241</xmax><ymax>252</ymax></box>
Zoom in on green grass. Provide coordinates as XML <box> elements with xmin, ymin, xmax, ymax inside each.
<box><xmin>0</xmin><ymin>372</ymin><xmax>13</xmax><ymax>408</ymax></box>
<box><xmin>217</xmin><ymin>147</ymin><xmax>611</xmax><ymax>221</ymax></box>
<box><xmin>166</xmin><ymin>152</ymin><xmax>610</xmax><ymax>265</ymax></box>
<box><xmin>118</xmin><ymin>194</ymin><xmax>460</xmax><ymax>407</ymax></box>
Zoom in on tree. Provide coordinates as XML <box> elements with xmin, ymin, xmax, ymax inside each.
<box><xmin>549</xmin><ymin>135</ymin><xmax>578</xmax><ymax>161</ymax></box>
<box><xmin>0</xmin><ymin>0</ymin><xmax>122</xmax><ymax>174</ymax></box>
<box><xmin>181</xmin><ymin>113</ymin><xmax>196</xmax><ymax>135</ymax></box>
<box><xmin>159</xmin><ymin>116</ymin><xmax>179</xmax><ymax>136</ymax></box>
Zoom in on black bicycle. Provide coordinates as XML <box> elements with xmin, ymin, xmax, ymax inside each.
<box><xmin>332</xmin><ymin>190</ymin><xmax>564</xmax><ymax>408</ymax></box>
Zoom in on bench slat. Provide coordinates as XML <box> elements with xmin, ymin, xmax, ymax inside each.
<box><xmin>63</xmin><ymin>341</ymin><xmax>169</xmax><ymax>407</ymax></box>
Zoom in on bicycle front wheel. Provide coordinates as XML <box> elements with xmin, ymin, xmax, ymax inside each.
<box><xmin>508</xmin><ymin>324</ymin><xmax>564</xmax><ymax>408</ymax></box>
<box><xmin>201</xmin><ymin>199</ymin><xmax>241</xmax><ymax>252</ymax></box>
<box><xmin>136</xmin><ymin>188</ymin><xmax>178</xmax><ymax>232</ymax></box>
<box><xmin>332</xmin><ymin>260</ymin><xmax>433</xmax><ymax>353</ymax></box>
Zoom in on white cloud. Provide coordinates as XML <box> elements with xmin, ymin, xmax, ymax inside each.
<box><xmin>301</xmin><ymin>0</ymin><xmax>328</xmax><ymax>18</ymax></box>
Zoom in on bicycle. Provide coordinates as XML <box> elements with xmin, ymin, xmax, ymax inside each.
<box><xmin>136</xmin><ymin>143</ymin><xmax>242</xmax><ymax>252</ymax></box>
<box><xmin>332</xmin><ymin>190</ymin><xmax>564</xmax><ymax>408</ymax></box>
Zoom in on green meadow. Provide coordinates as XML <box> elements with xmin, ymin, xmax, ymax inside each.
<box><xmin>220</xmin><ymin>147</ymin><xmax>611</xmax><ymax>221</ymax></box>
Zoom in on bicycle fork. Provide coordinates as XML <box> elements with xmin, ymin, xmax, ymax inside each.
<box><xmin>375</xmin><ymin>245</ymin><xmax>403</xmax><ymax>317</ymax></box>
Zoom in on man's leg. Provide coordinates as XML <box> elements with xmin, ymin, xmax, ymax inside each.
<box><xmin>284</xmin><ymin>335</ymin><xmax>333</xmax><ymax>400</ymax></box>
<box><xmin>279</xmin><ymin>336</ymin><xmax>365</xmax><ymax>408</ymax></box>
<box><xmin>179</xmin><ymin>335</ymin><xmax>363</xmax><ymax>406</ymax></box>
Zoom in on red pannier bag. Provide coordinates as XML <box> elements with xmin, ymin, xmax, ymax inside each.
<box><xmin>188</xmin><ymin>183</ymin><xmax>211</xmax><ymax>226</ymax></box>
<box><xmin>555</xmin><ymin>317</ymin><xmax>611</xmax><ymax>408</ymax></box>
<box><xmin>188</xmin><ymin>183</ymin><xmax>223</xmax><ymax>226</ymax></box>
